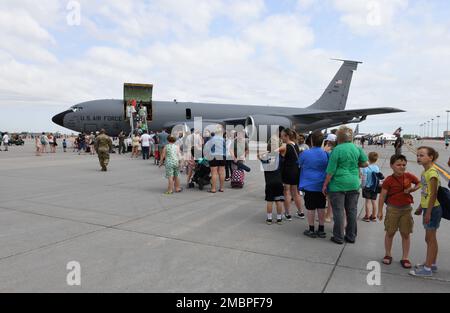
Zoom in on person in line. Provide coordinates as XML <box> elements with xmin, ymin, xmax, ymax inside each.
<box><xmin>207</xmin><ymin>130</ymin><xmax>226</xmax><ymax>193</ymax></box>
<box><xmin>278</xmin><ymin>128</ymin><xmax>304</xmax><ymax>220</ymax></box>
<box><xmin>157</xmin><ymin>129</ymin><xmax>169</xmax><ymax>164</ymax></box>
<box><xmin>94</xmin><ymin>129</ymin><xmax>113</xmax><ymax>172</ymax></box>
<box><xmin>410</xmin><ymin>147</ymin><xmax>442</xmax><ymax>277</ymax></box>
<box><xmin>361</xmin><ymin>152</ymin><xmax>381</xmax><ymax>222</ymax></box>
<box><xmin>140</xmin><ymin>130</ymin><xmax>151</xmax><ymax>160</ymax></box>
<box><xmin>323</xmin><ymin>133</ymin><xmax>337</xmax><ymax>223</ymax></box>
<box><xmin>445</xmin><ymin>137</ymin><xmax>449</xmax><ymax>150</ymax></box>
<box><xmin>224</xmin><ymin>131</ymin><xmax>234</xmax><ymax>182</ymax></box>
<box><xmin>299</xmin><ymin>131</ymin><xmax>329</xmax><ymax>238</ymax></box>
<box><xmin>62</xmin><ymin>138</ymin><xmax>67</xmax><ymax>153</ymax></box>
<box><xmin>131</xmin><ymin>132</ymin><xmax>140</xmax><ymax>158</ymax></box>
<box><xmin>322</xmin><ymin>126</ymin><xmax>368</xmax><ymax>245</ymax></box>
<box><xmin>259</xmin><ymin>137</ymin><xmax>285</xmax><ymax>225</ymax></box>
<box><xmin>160</xmin><ymin>135</ymin><xmax>182</xmax><ymax>194</ymax></box>
<box><xmin>378</xmin><ymin>154</ymin><xmax>420</xmax><ymax>269</ymax></box>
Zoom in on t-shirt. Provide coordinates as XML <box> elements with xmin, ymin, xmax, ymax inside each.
<box><xmin>140</xmin><ymin>134</ymin><xmax>151</xmax><ymax>147</ymax></box>
<box><xmin>207</xmin><ymin>135</ymin><xmax>225</xmax><ymax>157</ymax></box>
<box><xmin>260</xmin><ymin>153</ymin><xmax>283</xmax><ymax>186</ymax></box>
<box><xmin>2</xmin><ymin>134</ymin><xmax>9</xmax><ymax>144</ymax></box>
<box><xmin>361</xmin><ymin>164</ymin><xmax>380</xmax><ymax>188</ymax></box>
<box><xmin>382</xmin><ymin>173</ymin><xmax>420</xmax><ymax>207</ymax></box>
<box><xmin>420</xmin><ymin>167</ymin><xmax>441</xmax><ymax>208</ymax></box>
<box><xmin>326</xmin><ymin>143</ymin><xmax>368</xmax><ymax>192</ymax></box>
<box><xmin>158</xmin><ymin>132</ymin><xmax>169</xmax><ymax>147</ymax></box>
<box><xmin>299</xmin><ymin>147</ymin><xmax>329</xmax><ymax>192</ymax></box>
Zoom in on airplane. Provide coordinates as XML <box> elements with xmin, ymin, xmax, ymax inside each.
<box><xmin>52</xmin><ymin>59</ymin><xmax>404</xmax><ymax>137</ymax></box>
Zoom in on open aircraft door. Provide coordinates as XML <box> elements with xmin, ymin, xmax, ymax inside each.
<box><xmin>123</xmin><ymin>83</ymin><xmax>153</xmax><ymax>134</ymax></box>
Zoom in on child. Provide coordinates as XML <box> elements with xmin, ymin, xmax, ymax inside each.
<box><xmin>378</xmin><ymin>154</ymin><xmax>420</xmax><ymax>269</ymax></box>
<box><xmin>62</xmin><ymin>139</ymin><xmax>67</xmax><ymax>153</ymax></box>
<box><xmin>410</xmin><ymin>147</ymin><xmax>442</xmax><ymax>277</ymax></box>
<box><xmin>299</xmin><ymin>131</ymin><xmax>329</xmax><ymax>238</ymax></box>
<box><xmin>160</xmin><ymin>136</ymin><xmax>182</xmax><ymax>194</ymax></box>
<box><xmin>259</xmin><ymin>139</ymin><xmax>285</xmax><ymax>225</ymax></box>
<box><xmin>361</xmin><ymin>152</ymin><xmax>381</xmax><ymax>222</ymax></box>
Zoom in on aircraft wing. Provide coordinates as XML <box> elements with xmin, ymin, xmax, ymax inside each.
<box><xmin>293</xmin><ymin>107</ymin><xmax>404</xmax><ymax>120</ymax></box>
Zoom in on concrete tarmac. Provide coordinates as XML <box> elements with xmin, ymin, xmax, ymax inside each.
<box><xmin>0</xmin><ymin>140</ymin><xmax>449</xmax><ymax>292</ymax></box>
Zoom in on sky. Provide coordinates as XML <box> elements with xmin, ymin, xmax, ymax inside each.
<box><xmin>1</xmin><ymin>0</ymin><xmax>450</xmax><ymax>135</ymax></box>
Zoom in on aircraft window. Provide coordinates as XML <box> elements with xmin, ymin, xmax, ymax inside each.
<box><xmin>71</xmin><ymin>107</ymin><xmax>83</xmax><ymax>112</ymax></box>
<box><xmin>186</xmin><ymin>108</ymin><xmax>192</xmax><ymax>120</ymax></box>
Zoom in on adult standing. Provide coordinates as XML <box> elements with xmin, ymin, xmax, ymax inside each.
<box><xmin>2</xmin><ymin>132</ymin><xmax>9</xmax><ymax>151</ymax></box>
<box><xmin>140</xmin><ymin>130</ymin><xmax>151</xmax><ymax>160</ymax></box>
<box><xmin>224</xmin><ymin>131</ymin><xmax>235</xmax><ymax>181</ymax></box>
<box><xmin>279</xmin><ymin>128</ymin><xmax>305</xmax><ymax>220</ymax></box>
<box><xmin>322</xmin><ymin>126</ymin><xmax>368</xmax><ymax>245</ymax></box>
<box><xmin>394</xmin><ymin>134</ymin><xmax>404</xmax><ymax>156</ymax></box>
<box><xmin>157</xmin><ymin>129</ymin><xmax>169</xmax><ymax>163</ymax></box>
<box><xmin>94</xmin><ymin>129</ymin><xmax>113</xmax><ymax>172</ymax></box>
<box><xmin>131</xmin><ymin>132</ymin><xmax>140</xmax><ymax>158</ymax></box>
<box><xmin>300</xmin><ymin>131</ymin><xmax>329</xmax><ymax>238</ymax></box>
<box><xmin>118</xmin><ymin>131</ymin><xmax>126</xmax><ymax>154</ymax></box>
<box><xmin>206</xmin><ymin>130</ymin><xmax>226</xmax><ymax>193</ymax></box>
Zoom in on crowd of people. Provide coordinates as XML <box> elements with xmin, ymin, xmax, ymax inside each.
<box><xmin>11</xmin><ymin>124</ymin><xmax>447</xmax><ymax>279</ymax></box>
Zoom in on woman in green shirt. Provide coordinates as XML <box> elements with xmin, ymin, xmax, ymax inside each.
<box><xmin>322</xmin><ymin>126</ymin><xmax>368</xmax><ymax>245</ymax></box>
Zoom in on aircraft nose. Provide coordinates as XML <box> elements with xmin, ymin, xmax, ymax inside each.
<box><xmin>52</xmin><ymin>110</ymin><xmax>71</xmax><ymax>127</ymax></box>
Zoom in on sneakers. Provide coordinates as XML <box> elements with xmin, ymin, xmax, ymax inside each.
<box><xmin>303</xmin><ymin>230</ymin><xmax>317</xmax><ymax>238</ymax></box>
<box><xmin>266</xmin><ymin>218</ymin><xmax>283</xmax><ymax>225</ymax></box>
<box><xmin>415</xmin><ymin>264</ymin><xmax>438</xmax><ymax>273</ymax></box>
<box><xmin>284</xmin><ymin>214</ymin><xmax>292</xmax><ymax>221</ymax></box>
<box><xmin>316</xmin><ymin>231</ymin><xmax>327</xmax><ymax>239</ymax></box>
<box><xmin>409</xmin><ymin>267</ymin><xmax>433</xmax><ymax>277</ymax></box>
<box><xmin>330</xmin><ymin>237</ymin><xmax>344</xmax><ymax>245</ymax></box>
<box><xmin>296</xmin><ymin>212</ymin><xmax>305</xmax><ymax>219</ymax></box>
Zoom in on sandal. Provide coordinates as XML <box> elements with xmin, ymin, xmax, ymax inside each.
<box><xmin>218</xmin><ymin>189</ymin><xmax>224</xmax><ymax>193</ymax></box>
<box><xmin>400</xmin><ymin>259</ymin><xmax>412</xmax><ymax>269</ymax></box>
<box><xmin>164</xmin><ymin>191</ymin><xmax>173</xmax><ymax>195</ymax></box>
<box><xmin>175</xmin><ymin>188</ymin><xmax>183</xmax><ymax>193</ymax></box>
<box><xmin>208</xmin><ymin>190</ymin><xmax>217</xmax><ymax>194</ymax></box>
<box><xmin>383</xmin><ymin>256</ymin><xmax>393</xmax><ymax>265</ymax></box>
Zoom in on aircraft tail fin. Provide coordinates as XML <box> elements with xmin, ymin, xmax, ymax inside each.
<box><xmin>308</xmin><ymin>59</ymin><xmax>362</xmax><ymax>111</ymax></box>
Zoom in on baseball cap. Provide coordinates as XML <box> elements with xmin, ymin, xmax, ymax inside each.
<box><xmin>326</xmin><ymin>134</ymin><xmax>337</xmax><ymax>142</ymax></box>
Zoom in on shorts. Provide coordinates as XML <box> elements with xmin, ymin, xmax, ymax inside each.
<box><xmin>165</xmin><ymin>165</ymin><xmax>180</xmax><ymax>178</ymax></box>
<box><xmin>362</xmin><ymin>187</ymin><xmax>378</xmax><ymax>200</ymax></box>
<box><xmin>304</xmin><ymin>191</ymin><xmax>326</xmax><ymax>210</ymax></box>
<box><xmin>265</xmin><ymin>183</ymin><xmax>285</xmax><ymax>202</ymax></box>
<box><xmin>209</xmin><ymin>158</ymin><xmax>226</xmax><ymax>167</ymax></box>
<box><xmin>423</xmin><ymin>206</ymin><xmax>442</xmax><ymax>230</ymax></box>
<box><xmin>384</xmin><ymin>206</ymin><xmax>413</xmax><ymax>235</ymax></box>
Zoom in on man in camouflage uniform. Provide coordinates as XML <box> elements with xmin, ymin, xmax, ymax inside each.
<box><xmin>94</xmin><ymin>129</ymin><xmax>113</xmax><ymax>172</ymax></box>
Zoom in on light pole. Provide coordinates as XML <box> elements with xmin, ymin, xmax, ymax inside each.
<box><xmin>437</xmin><ymin>115</ymin><xmax>440</xmax><ymax>138</ymax></box>
<box><xmin>428</xmin><ymin>121</ymin><xmax>431</xmax><ymax>138</ymax></box>
<box><xmin>431</xmin><ymin>119</ymin><xmax>434</xmax><ymax>138</ymax></box>
<box><xmin>446</xmin><ymin>110</ymin><xmax>450</xmax><ymax>139</ymax></box>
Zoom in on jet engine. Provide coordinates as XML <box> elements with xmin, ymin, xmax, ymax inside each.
<box><xmin>244</xmin><ymin>114</ymin><xmax>292</xmax><ymax>141</ymax></box>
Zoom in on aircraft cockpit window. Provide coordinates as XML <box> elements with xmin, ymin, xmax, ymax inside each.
<box><xmin>71</xmin><ymin>106</ymin><xmax>84</xmax><ymax>112</ymax></box>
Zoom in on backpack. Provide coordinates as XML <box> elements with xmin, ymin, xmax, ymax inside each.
<box><xmin>437</xmin><ymin>186</ymin><xmax>450</xmax><ymax>220</ymax></box>
<box><xmin>369</xmin><ymin>171</ymin><xmax>384</xmax><ymax>194</ymax></box>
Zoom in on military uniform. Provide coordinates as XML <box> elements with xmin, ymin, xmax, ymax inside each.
<box><xmin>95</xmin><ymin>133</ymin><xmax>113</xmax><ymax>171</ymax></box>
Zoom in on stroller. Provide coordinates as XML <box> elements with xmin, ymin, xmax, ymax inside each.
<box><xmin>189</xmin><ymin>158</ymin><xmax>211</xmax><ymax>190</ymax></box>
